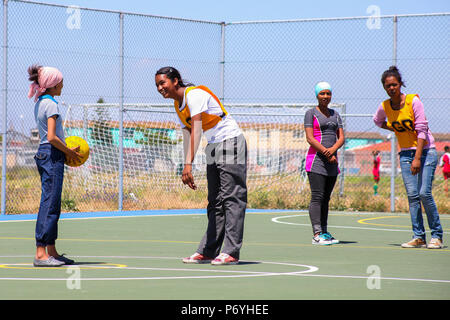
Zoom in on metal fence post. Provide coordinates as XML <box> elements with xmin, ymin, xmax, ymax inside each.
<box><xmin>220</xmin><ymin>21</ymin><xmax>226</xmax><ymax>102</ymax></box>
<box><xmin>118</xmin><ymin>12</ymin><xmax>124</xmax><ymax>211</ymax></box>
<box><xmin>390</xmin><ymin>15</ymin><xmax>398</xmax><ymax>213</ymax></box>
<box><xmin>339</xmin><ymin>103</ymin><xmax>346</xmax><ymax>196</ymax></box>
<box><xmin>1</xmin><ymin>0</ymin><xmax>8</xmax><ymax>215</ymax></box>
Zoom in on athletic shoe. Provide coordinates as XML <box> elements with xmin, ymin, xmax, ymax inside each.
<box><xmin>33</xmin><ymin>256</ymin><xmax>65</xmax><ymax>267</ymax></box>
<box><xmin>401</xmin><ymin>238</ymin><xmax>427</xmax><ymax>248</ymax></box>
<box><xmin>182</xmin><ymin>252</ymin><xmax>213</xmax><ymax>264</ymax></box>
<box><xmin>53</xmin><ymin>254</ymin><xmax>75</xmax><ymax>265</ymax></box>
<box><xmin>427</xmin><ymin>238</ymin><xmax>443</xmax><ymax>249</ymax></box>
<box><xmin>312</xmin><ymin>234</ymin><xmax>332</xmax><ymax>245</ymax></box>
<box><xmin>211</xmin><ymin>253</ymin><xmax>239</xmax><ymax>265</ymax></box>
<box><xmin>322</xmin><ymin>232</ymin><xmax>339</xmax><ymax>244</ymax></box>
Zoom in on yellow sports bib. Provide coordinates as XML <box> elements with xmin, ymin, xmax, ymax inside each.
<box><xmin>382</xmin><ymin>94</ymin><xmax>420</xmax><ymax>149</ymax></box>
<box><xmin>174</xmin><ymin>86</ymin><xmax>228</xmax><ymax>132</ymax></box>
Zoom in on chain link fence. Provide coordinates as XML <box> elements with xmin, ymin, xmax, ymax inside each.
<box><xmin>1</xmin><ymin>0</ymin><xmax>449</xmax><ymax>214</ymax></box>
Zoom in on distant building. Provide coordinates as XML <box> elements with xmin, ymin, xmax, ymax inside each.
<box><xmin>345</xmin><ymin>133</ymin><xmax>450</xmax><ymax>176</ymax></box>
<box><xmin>0</xmin><ymin>128</ymin><xmax>38</xmax><ymax>168</ymax></box>
<box><xmin>64</xmin><ymin>120</ymin><xmax>310</xmax><ymax>174</ymax></box>
<box><xmin>344</xmin><ymin>131</ymin><xmax>385</xmax><ymax>150</ymax></box>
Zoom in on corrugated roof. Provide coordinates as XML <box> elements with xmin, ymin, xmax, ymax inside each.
<box><xmin>352</xmin><ymin>140</ymin><xmax>450</xmax><ymax>153</ymax></box>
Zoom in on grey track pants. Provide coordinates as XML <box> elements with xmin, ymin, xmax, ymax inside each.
<box><xmin>197</xmin><ymin>134</ymin><xmax>248</xmax><ymax>260</ymax></box>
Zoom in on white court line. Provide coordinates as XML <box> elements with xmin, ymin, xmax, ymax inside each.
<box><xmin>272</xmin><ymin>214</ymin><xmax>450</xmax><ymax>234</ymax></box>
<box><xmin>292</xmin><ymin>273</ymin><xmax>450</xmax><ymax>284</ymax></box>
<box><xmin>0</xmin><ymin>256</ymin><xmax>318</xmax><ymax>281</ymax></box>
<box><xmin>1</xmin><ymin>274</ymin><xmax>448</xmax><ymax>283</ymax></box>
<box><xmin>0</xmin><ymin>255</ymin><xmax>448</xmax><ymax>284</ymax></box>
<box><xmin>0</xmin><ymin>274</ymin><xmax>288</xmax><ymax>281</ymax></box>
<box><xmin>0</xmin><ymin>213</ymin><xmax>205</xmax><ymax>223</ymax></box>
<box><xmin>0</xmin><ymin>211</ymin><xmax>379</xmax><ymax>224</ymax></box>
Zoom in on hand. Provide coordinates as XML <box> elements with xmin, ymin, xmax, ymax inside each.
<box><xmin>322</xmin><ymin>148</ymin><xmax>333</xmax><ymax>159</ymax></box>
<box><xmin>410</xmin><ymin>158</ymin><xmax>421</xmax><ymax>175</ymax></box>
<box><xmin>328</xmin><ymin>155</ymin><xmax>337</xmax><ymax>164</ymax></box>
<box><xmin>182</xmin><ymin>164</ymin><xmax>197</xmax><ymax>190</ymax></box>
<box><xmin>65</xmin><ymin>146</ymin><xmax>82</xmax><ymax>166</ymax></box>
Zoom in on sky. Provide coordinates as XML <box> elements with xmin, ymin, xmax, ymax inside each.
<box><xmin>38</xmin><ymin>0</ymin><xmax>450</xmax><ymax>22</ymax></box>
<box><xmin>2</xmin><ymin>0</ymin><xmax>449</xmax><ymax>137</ymax></box>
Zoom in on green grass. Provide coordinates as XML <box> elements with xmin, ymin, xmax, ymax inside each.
<box><xmin>4</xmin><ymin>169</ymin><xmax>449</xmax><ymax>214</ymax></box>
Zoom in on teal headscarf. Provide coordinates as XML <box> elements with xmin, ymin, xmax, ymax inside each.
<box><xmin>314</xmin><ymin>82</ymin><xmax>332</xmax><ymax>96</ymax></box>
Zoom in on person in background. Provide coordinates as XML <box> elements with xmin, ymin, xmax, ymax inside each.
<box><xmin>372</xmin><ymin>150</ymin><xmax>381</xmax><ymax>195</ymax></box>
<box><xmin>373</xmin><ymin>66</ymin><xmax>443</xmax><ymax>249</ymax></box>
<box><xmin>439</xmin><ymin>145</ymin><xmax>450</xmax><ymax>195</ymax></box>
<box><xmin>304</xmin><ymin>82</ymin><xmax>345</xmax><ymax>245</ymax></box>
<box><xmin>28</xmin><ymin>64</ymin><xmax>81</xmax><ymax>267</ymax></box>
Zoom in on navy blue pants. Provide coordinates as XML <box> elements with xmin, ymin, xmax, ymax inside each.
<box><xmin>34</xmin><ymin>143</ymin><xmax>65</xmax><ymax>247</ymax></box>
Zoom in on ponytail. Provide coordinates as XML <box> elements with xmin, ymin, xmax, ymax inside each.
<box><xmin>381</xmin><ymin>65</ymin><xmax>405</xmax><ymax>87</ymax></box>
<box><xmin>155</xmin><ymin>66</ymin><xmax>194</xmax><ymax>87</ymax></box>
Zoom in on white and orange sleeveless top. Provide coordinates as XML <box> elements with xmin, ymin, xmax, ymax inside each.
<box><xmin>174</xmin><ymin>86</ymin><xmax>242</xmax><ymax>144</ymax></box>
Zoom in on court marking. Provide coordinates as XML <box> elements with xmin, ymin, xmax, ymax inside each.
<box><xmin>291</xmin><ymin>273</ymin><xmax>450</xmax><ymax>284</ymax></box>
<box><xmin>0</xmin><ymin>262</ymin><xmax>127</xmax><ymax>270</ymax></box>
<box><xmin>0</xmin><ymin>256</ymin><xmax>318</xmax><ymax>281</ymax></box>
<box><xmin>0</xmin><ymin>209</ymin><xmax>300</xmax><ymax>223</ymax></box>
<box><xmin>0</xmin><ymin>255</ymin><xmax>448</xmax><ymax>284</ymax></box>
<box><xmin>0</xmin><ymin>212</ymin><xmax>448</xmax><ymax>250</ymax></box>
<box><xmin>358</xmin><ymin>215</ymin><xmax>409</xmax><ymax>228</ymax></box>
<box><xmin>272</xmin><ymin>214</ymin><xmax>450</xmax><ymax>234</ymax></box>
<box><xmin>272</xmin><ymin>214</ymin><xmax>409</xmax><ymax>232</ymax></box>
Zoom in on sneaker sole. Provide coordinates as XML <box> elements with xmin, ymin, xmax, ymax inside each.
<box><xmin>182</xmin><ymin>259</ymin><xmax>212</xmax><ymax>264</ymax></box>
<box><xmin>312</xmin><ymin>241</ymin><xmax>332</xmax><ymax>245</ymax></box>
<box><xmin>33</xmin><ymin>262</ymin><xmax>64</xmax><ymax>267</ymax></box>
<box><xmin>401</xmin><ymin>245</ymin><xmax>427</xmax><ymax>248</ymax></box>
<box><xmin>211</xmin><ymin>261</ymin><xmax>239</xmax><ymax>265</ymax></box>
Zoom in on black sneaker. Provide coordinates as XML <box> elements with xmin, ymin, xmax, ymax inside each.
<box><xmin>53</xmin><ymin>254</ymin><xmax>75</xmax><ymax>265</ymax></box>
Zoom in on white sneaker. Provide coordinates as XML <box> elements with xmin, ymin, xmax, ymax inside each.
<box><xmin>182</xmin><ymin>252</ymin><xmax>213</xmax><ymax>264</ymax></box>
<box><xmin>211</xmin><ymin>253</ymin><xmax>239</xmax><ymax>265</ymax></box>
<box><xmin>312</xmin><ymin>234</ymin><xmax>332</xmax><ymax>245</ymax></box>
<box><xmin>322</xmin><ymin>232</ymin><xmax>339</xmax><ymax>244</ymax></box>
<box><xmin>427</xmin><ymin>238</ymin><xmax>443</xmax><ymax>249</ymax></box>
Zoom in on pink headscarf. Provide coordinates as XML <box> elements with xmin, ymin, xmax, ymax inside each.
<box><xmin>28</xmin><ymin>66</ymin><xmax>63</xmax><ymax>102</ymax></box>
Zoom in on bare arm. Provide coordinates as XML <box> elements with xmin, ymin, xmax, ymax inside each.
<box><xmin>181</xmin><ymin>113</ymin><xmax>203</xmax><ymax>190</ymax></box>
<box><xmin>328</xmin><ymin>127</ymin><xmax>345</xmax><ymax>155</ymax></box>
<box><xmin>411</xmin><ymin>138</ymin><xmax>426</xmax><ymax>175</ymax></box>
<box><xmin>47</xmin><ymin>116</ymin><xmax>81</xmax><ymax>165</ymax></box>
<box><xmin>305</xmin><ymin>127</ymin><xmax>328</xmax><ymax>155</ymax></box>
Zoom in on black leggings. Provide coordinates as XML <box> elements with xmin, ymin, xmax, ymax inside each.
<box><xmin>307</xmin><ymin>172</ymin><xmax>337</xmax><ymax>235</ymax></box>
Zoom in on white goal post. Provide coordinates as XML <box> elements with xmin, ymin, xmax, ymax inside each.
<box><xmin>61</xmin><ymin>102</ymin><xmax>346</xmax><ymax>210</ymax></box>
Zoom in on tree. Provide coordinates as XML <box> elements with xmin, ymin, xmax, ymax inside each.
<box><xmin>90</xmin><ymin>97</ymin><xmax>117</xmax><ymax>172</ymax></box>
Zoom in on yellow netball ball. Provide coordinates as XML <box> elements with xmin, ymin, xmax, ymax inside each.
<box><xmin>65</xmin><ymin>136</ymin><xmax>90</xmax><ymax>167</ymax></box>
